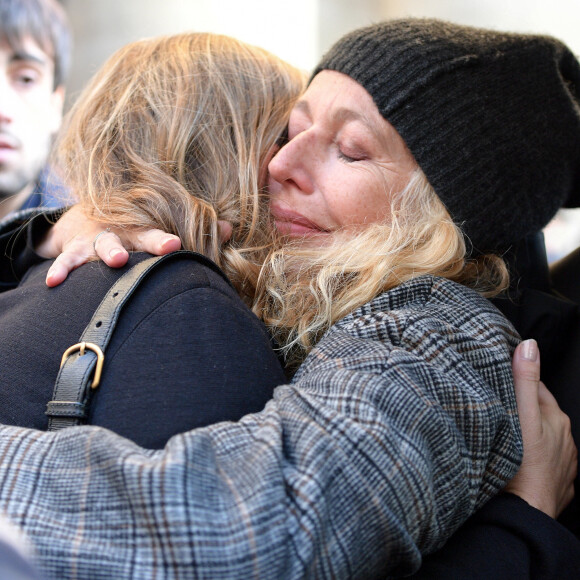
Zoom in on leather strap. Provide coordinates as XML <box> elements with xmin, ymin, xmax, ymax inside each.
<box><xmin>46</xmin><ymin>251</ymin><xmax>223</xmax><ymax>431</ymax></box>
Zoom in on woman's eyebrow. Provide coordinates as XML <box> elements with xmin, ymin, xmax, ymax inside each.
<box><xmin>293</xmin><ymin>98</ymin><xmax>385</xmax><ymax>145</ymax></box>
<box><xmin>333</xmin><ymin>107</ymin><xmax>385</xmax><ymax>143</ymax></box>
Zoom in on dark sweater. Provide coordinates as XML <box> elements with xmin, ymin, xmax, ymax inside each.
<box><xmin>0</xmin><ymin>251</ymin><xmax>287</xmax><ymax>448</ymax></box>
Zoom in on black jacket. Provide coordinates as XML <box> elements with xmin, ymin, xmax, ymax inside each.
<box><xmin>0</xmin><ymin>248</ymin><xmax>287</xmax><ymax>448</ymax></box>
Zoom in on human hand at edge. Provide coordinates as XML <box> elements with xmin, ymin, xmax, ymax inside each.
<box><xmin>37</xmin><ymin>206</ymin><xmax>182</xmax><ymax>287</ymax></box>
<box><xmin>505</xmin><ymin>339</ymin><xmax>577</xmax><ymax>518</ymax></box>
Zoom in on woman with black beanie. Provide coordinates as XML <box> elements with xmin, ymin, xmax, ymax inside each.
<box><xmin>0</xmin><ymin>18</ymin><xmax>578</xmax><ymax>579</ymax></box>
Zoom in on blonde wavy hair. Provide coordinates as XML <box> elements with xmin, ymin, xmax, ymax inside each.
<box><xmin>53</xmin><ymin>32</ymin><xmax>305</xmax><ymax>300</ymax></box>
<box><xmin>255</xmin><ymin>168</ymin><xmax>509</xmax><ymax>370</ymax></box>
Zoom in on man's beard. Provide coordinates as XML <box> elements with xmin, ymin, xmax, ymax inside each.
<box><xmin>0</xmin><ymin>165</ymin><xmax>40</xmax><ymax>199</ymax></box>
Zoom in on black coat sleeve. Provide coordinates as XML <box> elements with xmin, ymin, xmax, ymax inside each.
<box><xmin>0</xmin><ymin>209</ymin><xmax>61</xmax><ymax>289</ymax></box>
<box><xmin>411</xmin><ymin>493</ymin><xmax>580</xmax><ymax>579</ymax></box>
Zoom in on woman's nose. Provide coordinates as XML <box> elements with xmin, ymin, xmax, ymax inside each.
<box><xmin>268</xmin><ymin>131</ymin><xmax>315</xmax><ymax>194</ymax></box>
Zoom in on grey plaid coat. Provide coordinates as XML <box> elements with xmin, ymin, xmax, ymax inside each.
<box><xmin>0</xmin><ymin>275</ymin><xmax>521</xmax><ymax>579</ymax></box>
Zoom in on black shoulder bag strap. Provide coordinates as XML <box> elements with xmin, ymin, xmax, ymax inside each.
<box><xmin>46</xmin><ymin>250</ymin><xmax>227</xmax><ymax>431</ymax></box>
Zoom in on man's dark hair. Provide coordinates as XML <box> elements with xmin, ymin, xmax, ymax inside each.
<box><xmin>0</xmin><ymin>0</ymin><xmax>72</xmax><ymax>89</ymax></box>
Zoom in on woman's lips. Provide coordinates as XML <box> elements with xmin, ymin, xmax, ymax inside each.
<box><xmin>270</xmin><ymin>205</ymin><xmax>328</xmax><ymax>236</ymax></box>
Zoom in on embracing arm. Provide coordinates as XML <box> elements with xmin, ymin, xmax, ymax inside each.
<box><xmin>1</xmin><ymin>366</ymin><xmax>436</xmax><ymax>579</ymax></box>
<box><xmin>0</xmin><ymin>374</ymin><xmax>423</xmax><ymax>578</ymax></box>
<box><xmin>505</xmin><ymin>340</ymin><xmax>576</xmax><ymax>518</ymax></box>
<box><xmin>413</xmin><ymin>340</ymin><xmax>579</xmax><ymax>579</ymax></box>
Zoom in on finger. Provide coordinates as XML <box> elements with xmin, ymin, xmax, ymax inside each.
<box><xmin>512</xmin><ymin>339</ymin><xmax>542</xmax><ymax>426</ymax></box>
<box><xmin>93</xmin><ymin>230</ymin><xmax>129</xmax><ymax>267</ymax></box>
<box><xmin>46</xmin><ymin>247</ymin><xmax>91</xmax><ymax>287</ymax></box>
<box><xmin>45</xmin><ymin>260</ymin><xmax>70</xmax><ymax>287</ymax></box>
<box><xmin>128</xmin><ymin>229</ymin><xmax>181</xmax><ymax>255</ymax></box>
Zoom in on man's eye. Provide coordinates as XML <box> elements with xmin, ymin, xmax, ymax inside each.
<box><xmin>13</xmin><ymin>70</ymin><xmax>40</xmax><ymax>87</ymax></box>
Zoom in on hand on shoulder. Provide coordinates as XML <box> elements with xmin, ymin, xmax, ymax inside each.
<box><xmin>38</xmin><ymin>205</ymin><xmax>181</xmax><ymax>287</ymax></box>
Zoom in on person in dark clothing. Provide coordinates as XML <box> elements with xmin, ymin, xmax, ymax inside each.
<box><xmin>0</xmin><ymin>31</ymin><xmax>305</xmax><ymax>447</ymax></box>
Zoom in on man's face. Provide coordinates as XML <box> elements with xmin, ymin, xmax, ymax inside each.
<box><xmin>0</xmin><ymin>36</ymin><xmax>64</xmax><ymax>202</ymax></box>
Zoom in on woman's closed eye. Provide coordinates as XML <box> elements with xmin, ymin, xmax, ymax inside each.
<box><xmin>337</xmin><ymin>144</ymin><xmax>367</xmax><ymax>163</ymax></box>
<box><xmin>338</xmin><ymin>150</ymin><xmax>359</xmax><ymax>163</ymax></box>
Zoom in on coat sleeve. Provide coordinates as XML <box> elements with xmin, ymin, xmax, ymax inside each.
<box><xmin>0</xmin><ymin>313</ymin><xmax>522</xmax><ymax>579</ymax></box>
<box><xmin>0</xmin><ymin>209</ymin><xmax>59</xmax><ymax>289</ymax></box>
<box><xmin>412</xmin><ymin>493</ymin><xmax>580</xmax><ymax>580</ymax></box>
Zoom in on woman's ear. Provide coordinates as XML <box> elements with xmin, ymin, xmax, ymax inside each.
<box><xmin>218</xmin><ymin>220</ymin><xmax>233</xmax><ymax>243</ymax></box>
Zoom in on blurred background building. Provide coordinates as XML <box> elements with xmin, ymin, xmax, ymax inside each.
<box><xmin>59</xmin><ymin>0</ymin><xmax>580</xmax><ymax>262</ymax></box>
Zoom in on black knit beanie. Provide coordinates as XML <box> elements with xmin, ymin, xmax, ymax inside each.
<box><xmin>313</xmin><ymin>19</ymin><xmax>580</xmax><ymax>254</ymax></box>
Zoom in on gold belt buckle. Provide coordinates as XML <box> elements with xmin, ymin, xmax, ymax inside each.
<box><xmin>60</xmin><ymin>342</ymin><xmax>105</xmax><ymax>389</ymax></box>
